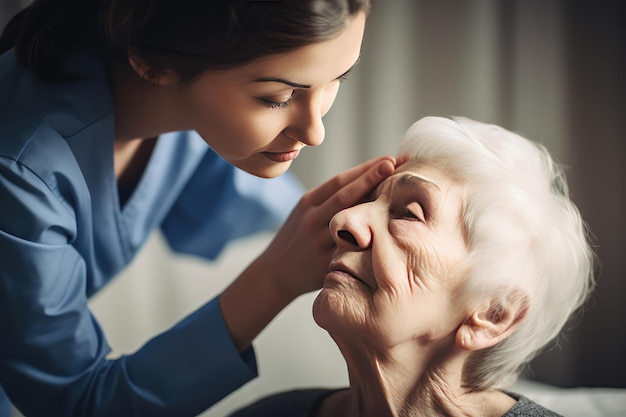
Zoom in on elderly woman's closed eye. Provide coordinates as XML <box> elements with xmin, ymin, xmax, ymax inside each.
<box><xmin>229</xmin><ymin>116</ymin><xmax>595</xmax><ymax>417</ymax></box>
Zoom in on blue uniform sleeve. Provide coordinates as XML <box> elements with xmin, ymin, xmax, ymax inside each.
<box><xmin>160</xmin><ymin>148</ymin><xmax>305</xmax><ymax>259</ymax></box>
<box><xmin>0</xmin><ymin>155</ymin><xmax>258</xmax><ymax>416</ymax></box>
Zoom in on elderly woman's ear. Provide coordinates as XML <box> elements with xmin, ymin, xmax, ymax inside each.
<box><xmin>456</xmin><ymin>290</ymin><xmax>529</xmax><ymax>351</ymax></box>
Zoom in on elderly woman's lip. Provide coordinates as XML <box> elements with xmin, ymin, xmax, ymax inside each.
<box><xmin>328</xmin><ymin>262</ymin><xmax>370</xmax><ymax>288</ymax></box>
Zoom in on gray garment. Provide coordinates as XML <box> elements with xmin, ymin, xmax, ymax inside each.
<box><xmin>228</xmin><ymin>388</ymin><xmax>563</xmax><ymax>417</ymax></box>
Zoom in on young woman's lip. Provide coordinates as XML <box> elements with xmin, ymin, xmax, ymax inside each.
<box><xmin>262</xmin><ymin>149</ymin><xmax>301</xmax><ymax>162</ymax></box>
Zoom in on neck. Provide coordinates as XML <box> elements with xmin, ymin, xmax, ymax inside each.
<box><xmin>323</xmin><ymin>338</ymin><xmax>514</xmax><ymax>417</ymax></box>
<box><xmin>109</xmin><ymin>60</ymin><xmax>190</xmax><ymax>142</ymax></box>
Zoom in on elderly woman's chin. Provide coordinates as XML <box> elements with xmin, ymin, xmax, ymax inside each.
<box><xmin>312</xmin><ymin>288</ymin><xmax>342</xmax><ymax>332</ymax></box>
<box><xmin>312</xmin><ymin>286</ymin><xmax>361</xmax><ymax>336</ymax></box>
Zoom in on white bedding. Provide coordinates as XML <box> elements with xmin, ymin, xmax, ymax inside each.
<box><xmin>9</xmin><ymin>380</ymin><xmax>626</xmax><ymax>417</ymax></box>
<box><xmin>513</xmin><ymin>379</ymin><xmax>626</xmax><ymax>417</ymax></box>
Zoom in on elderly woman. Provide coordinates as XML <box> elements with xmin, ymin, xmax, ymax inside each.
<box><xmin>229</xmin><ymin>116</ymin><xmax>595</xmax><ymax>417</ymax></box>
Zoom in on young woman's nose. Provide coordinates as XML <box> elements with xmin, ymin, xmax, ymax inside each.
<box><xmin>286</xmin><ymin>111</ymin><xmax>325</xmax><ymax>147</ymax></box>
<box><xmin>301</xmin><ymin>119</ymin><xmax>326</xmax><ymax>147</ymax></box>
<box><xmin>284</xmin><ymin>91</ymin><xmax>331</xmax><ymax>147</ymax></box>
<box><xmin>329</xmin><ymin>205</ymin><xmax>372</xmax><ymax>250</ymax></box>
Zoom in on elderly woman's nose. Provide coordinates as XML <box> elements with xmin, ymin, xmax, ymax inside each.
<box><xmin>329</xmin><ymin>207</ymin><xmax>372</xmax><ymax>250</ymax></box>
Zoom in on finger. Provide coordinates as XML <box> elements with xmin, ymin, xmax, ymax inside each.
<box><xmin>307</xmin><ymin>155</ymin><xmax>395</xmax><ymax>206</ymax></box>
<box><xmin>396</xmin><ymin>153</ymin><xmax>410</xmax><ymax>167</ymax></box>
<box><xmin>320</xmin><ymin>158</ymin><xmax>395</xmax><ymax>215</ymax></box>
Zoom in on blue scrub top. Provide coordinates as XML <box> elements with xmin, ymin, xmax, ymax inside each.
<box><xmin>0</xmin><ymin>47</ymin><xmax>304</xmax><ymax>416</ymax></box>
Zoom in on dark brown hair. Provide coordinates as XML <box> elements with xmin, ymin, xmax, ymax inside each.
<box><xmin>0</xmin><ymin>0</ymin><xmax>371</xmax><ymax>83</ymax></box>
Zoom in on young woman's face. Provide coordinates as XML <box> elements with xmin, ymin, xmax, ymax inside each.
<box><xmin>181</xmin><ymin>12</ymin><xmax>367</xmax><ymax>178</ymax></box>
<box><xmin>313</xmin><ymin>163</ymin><xmax>471</xmax><ymax>350</ymax></box>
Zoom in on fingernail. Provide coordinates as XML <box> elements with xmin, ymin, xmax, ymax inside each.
<box><xmin>378</xmin><ymin>161</ymin><xmax>394</xmax><ymax>177</ymax></box>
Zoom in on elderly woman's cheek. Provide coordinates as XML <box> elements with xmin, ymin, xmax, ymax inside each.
<box><xmin>408</xmin><ymin>242</ymin><xmax>455</xmax><ymax>288</ymax></box>
<box><xmin>404</xmin><ymin>249</ymin><xmax>432</xmax><ymax>289</ymax></box>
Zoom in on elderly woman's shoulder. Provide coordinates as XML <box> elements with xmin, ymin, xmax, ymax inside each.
<box><xmin>228</xmin><ymin>388</ymin><xmax>344</xmax><ymax>417</ymax></box>
<box><xmin>228</xmin><ymin>389</ymin><xmax>562</xmax><ymax>417</ymax></box>
<box><xmin>503</xmin><ymin>392</ymin><xmax>564</xmax><ymax>417</ymax></box>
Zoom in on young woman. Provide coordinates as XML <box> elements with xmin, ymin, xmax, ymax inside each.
<box><xmin>0</xmin><ymin>1</ymin><xmax>397</xmax><ymax>416</ymax></box>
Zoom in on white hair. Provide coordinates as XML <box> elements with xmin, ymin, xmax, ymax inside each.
<box><xmin>398</xmin><ymin>116</ymin><xmax>595</xmax><ymax>390</ymax></box>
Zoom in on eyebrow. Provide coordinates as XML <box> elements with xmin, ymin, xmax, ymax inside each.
<box><xmin>252</xmin><ymin>57</ymin><xmax>360</xmax><ymax>89</ymax></box>
<box><xmin>397</xmin><ymin>173</ymin><xmax>441</xmax><ymax>191</ymax></box>
<box><xmin>253</xmin><ymin>78</ymin><xmax>311</xmax><ymax>89</ymax></box>
<box><xmin>372</xmin><ymin>172</ymin><xmax>440</xmax><ymax>201</ymax></box>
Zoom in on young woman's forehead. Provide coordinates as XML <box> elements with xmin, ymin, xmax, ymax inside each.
<box><xmin>235</xmin><ymin>12</ymin><xmax>366</xmax><ymax>85</ymax></box>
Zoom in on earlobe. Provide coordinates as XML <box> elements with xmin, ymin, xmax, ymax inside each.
<box><xmin>456</xmin><ymin>291</ymin><xmax>529</xmax><ymax>351</ymax></box>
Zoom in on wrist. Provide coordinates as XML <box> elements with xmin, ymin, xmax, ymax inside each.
<box><xmin>219</xmin><ymin>255</ymin><xmax>295</xmax><ymax>352</ymax></box>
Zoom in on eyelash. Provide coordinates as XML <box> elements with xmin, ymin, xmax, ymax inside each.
<box><xmin>266</xmin><ymin>92</ymin><xmax>294</xmax><ymax>109</ymax></box>
<box><xmin>401</xmin><ymin>209</ymin><xmax>420</xmax><ymax>221</ymax></box>
<box><xmin>260</xmin><ymin>93</ymin><xmax>294</xmax><ymax>110</ymax></box>
<box><xmin>261</xmin><ymin>76</ymin><xmax>348</xmax><ymax>110</ymax></box>
<box><xmin>396</xmin><ymin>205</ymin><xmax>425</xmax><ymax>222</ymax></box>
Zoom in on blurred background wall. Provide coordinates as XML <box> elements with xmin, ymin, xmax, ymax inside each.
<box><xmin>291</xmin><ymin>0</ymin><xmax>626</xmax><ymax>390</ymax></box>
<box><xmin>2</xmin><ymin>0</ymin><xmax>625</xmax><ymax>415</ymax></box>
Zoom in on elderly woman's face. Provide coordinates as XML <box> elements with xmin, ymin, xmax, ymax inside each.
<box><xmin>313</xmin><ymin>162</ymin><xmax>470</xmax><ymax>349</ymax></box>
